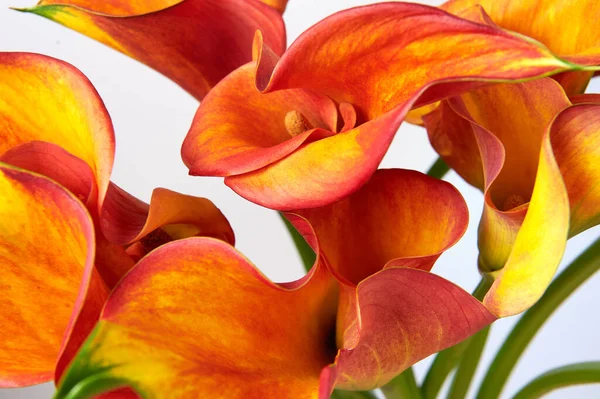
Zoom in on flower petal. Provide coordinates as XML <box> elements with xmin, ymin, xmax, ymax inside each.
<box><xmin>55</xmin><ymin>238</ymin><xmax>338</xmax><ymax>399</ymax></box>
<box><xmin>21</xmin><ymin>0</ymin><xmax>286</xmax><ymax>100</ymax></box>
<box><xmin>101</xmin><ymin>183</ymin><xmax>235</xmax><ymax>248</ymax></box>
<box><xmin>182</xmin><ymin>61</ymin><xmax>338</xmax><ymax>177</ymax></box>
<box><xmin>550</xmin><ymin>102</ymin><xmax>600</xmax><ymax>236</ymax></box>
<box><xmin>0</xmin><ymin>163</ymin><xmax>97</xmax><ymax>387</ymax></box>
<box><xmin>259</xmin><ymin>2</ymin><xmax>575</xmax><ymax>119</ymax></box>
<box><xmin>289</xmin><ymin>169</ymin><xmax>468</xmax><ymax>285</ymax></box>
<box><xmin>483</xmin><ymin>132</ymin><xmax>569</xmax><ymax>316</ymax></box>
<box><xmin>441</xmin><ymin>0</ymin><xmax>600</xmax><ymax>94</ymax></box>
<box><xmin>331</xmin><ymin>268</ymin><xmax>495</xmax><ymax>390</ymax></box>
<box><xmin>0</xmin><ymin>52</ymin><xmax>114</xmax><ymax>211</ymax></box>
<box><xmin>212</xmin><ymin>2</ymin><xmax>580</xmax><ymax>210</ymax></box>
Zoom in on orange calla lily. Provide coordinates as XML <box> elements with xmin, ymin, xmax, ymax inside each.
<box><xmin>16</xmin><ymin>0</ymin><xmax>287</xmax><ymax>101</ymax></box>
<box><xmin>182</xmin><ymin>2</ymin><xmax>587</xmax><ymax>211</ymax></box>
<box><xmin>0</xmin><ymin>52</ymin><xmax>234</xmax><ymax>387</ymax></box>
<box><xmin>441</xmin><ymin>0</ymin><xmax>600</xmax><ymax>95</ymax></box>
<box><xmin>54</xmin><ymin>169</ymin><xmax>495</xmax><ymax>398</ymax></box>
<box><xmin>425</xmin><ymin>78</ymin><xmax>600</xmax><ymax>316</ymax></box>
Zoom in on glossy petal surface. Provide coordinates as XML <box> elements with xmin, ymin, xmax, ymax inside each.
<box><xmin>23</xmin><ymin>0</ymin><xmax>286</xmax><ymax>100</ymax></box>
<box><xmin>55</xmin><ymin>238</ymin><xmax>338</xmax><ymax>399</ymax></box>
<box><xmin>204</xmin><ymin>2</ymin><xmax>578</xmax><ymax>210</ymax></box>
<box><xmin>0</xmin><ymin>164</ymin><xmax>95</xmax><ymax>386</ymax></box>
<box><xmin>0</xmin><ymin>52</ymin><xmax>114</xmax><ymax>209</ymax></box>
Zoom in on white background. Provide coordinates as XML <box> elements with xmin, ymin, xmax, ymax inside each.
<box><xmin>1</xmin><ymin>0</ymin><xmax>599</xmax><ymax>398</ymax></box>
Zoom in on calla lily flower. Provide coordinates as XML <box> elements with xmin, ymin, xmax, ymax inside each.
<box><xmin>441</xmin><ymin>0</ymin><xmax>600</xmax><ymax>96</ymax></box>
<box><xmin>54</xmin><ymin>168</ymin><xmax>496</xmax><ymax>399</ymax></box>
<box><xmin>425</xmin><ymin>78</ymin><xmax>600</xmax><ymax>316</ymax></box>
<box><xmin>181</xmin><ymin>2</ymin><xmax>588</xmax><ymax>211</ymax></box>
<box><xmin>0</xmin><ymin>52</ymin><xmax>234</xmax><ymax>387</ymax></box>
<box><xmin>15</xmin><ymin>0</ymin><xmax>287</xmax><ymax>100</ymax></box>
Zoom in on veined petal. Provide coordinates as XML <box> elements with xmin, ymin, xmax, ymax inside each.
<box><xmin>551</xmin><ymin>103</ymin><xmax>600</xmax><ymax>236</ymax></box>
<box><xmin>289</xmin><ymin>169</ymin><xmax>468</xmax><ymax>285</ymax></box>
<box><xmin>0</xmin><ymin>52</ymin><xmax>114</xmax><ymax>211</ymax></box>
<box><xmin>331</xmin><ymin>268</ymin><xmax>495</xmax><ymax>390</ymax></box>
<box><xmin>442</xmin><ymin>0</ymin><xmax>600</xmax><ymax>62</ymax></box>
<box><xmin>442</xmin><ymin>0</ymin><xmax>600</xmax><ymax>94</ymax></box>
<box><xmin>182</xmin><ymin>61</ymin><xmax>338</xmax><ymax>177</ymax></box>
<box><xmin>20</xmin><ymin>0</ymin><xmax>286</xmax><ymax>100</ymax></box>
<box><xmin>55</xmin><ymin>238</ymin><xmax>338</xmax><ymax>399</ymax></box>
<box><xmin>258</xmin><ymin>2</ymin><xmax>575</xmax><ymax>120</ymax></box>
<box><xmin>0</xmin><ymin>163</ymin><xmax>98</xmax><ymax>387</ymax></box>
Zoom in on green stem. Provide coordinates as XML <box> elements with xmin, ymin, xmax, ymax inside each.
<box><xmin>446</xmin><ymin>276</ymin><xmax>494</xmax><ymax>399</ymax></box>
<box><xmin>381</xmin><ymin>368</ymin><xmax>422</xmax><ymax>399</ymax></box>
<box><xmin>426</xmin><ymin>157</ymin><xmax>450</xmax><ymax>179</ymax></box>
<box><xmin>477</xmin><ymin>237</ymin><xmax>600</xmax><ymax>398</ymax></box>
<box><xmin>421</xmin><ymin>276</ymin><xmax>491</xmax><ymax>399</ymax></box>
<box><xmin>513</xmin><ymin>362</ymin><xmax>600</xmax><ymax>399</ymax></box>
<box><xmin>279</xmin><ymin>213</ymin><xmax>316</xmax><ymax>273</ymax></box>
<box><xmin>330</xmin><ymin>390</ymin><xmax>378</xmax><ymax>399</ymax></box>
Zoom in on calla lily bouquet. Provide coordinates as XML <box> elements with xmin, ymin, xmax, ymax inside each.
<box><xmin>1</xmin><ymin>0</ymin><xmax>599</xmax><ymax>398</ymax></box>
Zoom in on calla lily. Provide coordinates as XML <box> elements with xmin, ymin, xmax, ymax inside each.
<box><xmin>54</xmin><ymin>168</ymin><xmax>496</xmax><ymax>398</ymax></box>
<box><xmin>182</xmin><ymin>2</ymin><xmax>587</xmax><ymax>211</ymax></box>
<box><xmin>441</xmin><ymin>0</ymin><xmax>600</xmax><ymax>96</ymax></box>
<box><xmin>15</xmin><ymin>0</ymin><xmax>287</xmax><ymax>100</ymax></box>
<box><xmin>0</xmin><ymin>52</ymin><xmax>234</xmax><ymax>387</ymax></box>
<box><xmin>425</xmin><ymin>78</ymin><xmax>600</xmax><ymax>316</ymax></box>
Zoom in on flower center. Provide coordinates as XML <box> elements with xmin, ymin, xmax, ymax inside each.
<box><xmin>503</xmin><ymin>194</ymin><xmax>526</xmax><ymax>211</ymax></box>
<box><xmin>284</xmin><ymin>110</ymin><xmax>312</xmax><ymax>136</ymax></box>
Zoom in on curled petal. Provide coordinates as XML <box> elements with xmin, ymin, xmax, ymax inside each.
<box><xmin>21</xmin><ymin>0</ymin><xmax>286</xmax><ymax>100</ymax></box>
<box><xmin>258</xmin><ymin>0</ymin><xmax>288</xmax><ymax>13</ymax></box>
<box><xmin>212</xmin><ymin>2</ymin><xmax>579</xmax><ymax>210</ymax></box>
<box><xmin>483</xmin><ymin>133</ymin><xmax>569</xmax><ymax>316</ymax></box>
<box><xmin>0</xmin><ymin>163</ymin><xmax>98</xmax><ymax>387</ymax></box>
<box><xmin>182</xmin><ymin>61</ymin><xmax>338</xmax><ymax>177</ymax></box>
<box><xmin>289</xmin><ymin>169</ymin><xmax>468</xmax><ymax>285</ymax></box>
<box><xmin>102</xmin><ymin>182</ymin><xmax>234</xmax><ymax>246</ymax></box>
<box><xmin>331</xmin><ymin>268</ymin><xmax>495</xmax><ymax>390</ymax></box>
<box><xmin>258</xmin><ymin>2</ymin><xmax>576</xmax><ymax>119</ymax></box>
<box><xmin>0</xmin><ymin>52</ymin><xmax>114</xmax><ymax>211</ymax></box>
<box><xmin>551</xmin><ymin>103</ymin><xmax>600</xmax><ymax>236</ymax></box>
<box><xmin>55</xmin><ymin>238</ymin><xmax>338</xmax><ymax>399</ymax></box>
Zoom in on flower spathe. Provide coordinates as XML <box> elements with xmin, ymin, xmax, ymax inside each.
<box><xmin>181</xmin><ymin>2</ymin><xmax>586</xmax><ymax>211</ymax></box>
<box><xmin>425</xmin><ymin>78</ymin><xmax>600</xmax><ymax>316</ymax></box>
<box><xmin>0</xmin><ymin>52</ymin><xmax>234</xmax><ymax>387</ymax></box>
<box><xmin>55</xmin><ymin>169</ymin><xmax>495</xmax><ymax>398</ymax></box>
<box><xmin>17</xmin><ymin>0</ymin><xmax>287</xmax><ymax>100</ymax></box>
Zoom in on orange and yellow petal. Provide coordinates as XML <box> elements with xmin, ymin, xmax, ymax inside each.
<box><xmin>0</xmin><ymin>52</ymin><xmax>114</xmax><ymax>211</ymax></box>
<box><xmin>550</xmin><ymin>102</ymin><xmax>600</xmax><ymax>236</ymax></box>
<box><xmin>55</xmin><ymin>238</ymin><xmax>338</xmax><ymax>399</ymax></box>
<box><xmin>21</xmin><ymin>0</ymin><xmax>286</xmax><ymax>100</ymax></box>
<box><xmin>214</xmin><ymin>3</ymin><xmax>581</xmax><ymax>210</ymax></box>
<box><xmin>441</xmin><ymin>0</ymin><xmax>600</xmax><ymax>95</ymax></box>
<box><xmin>483</xmin><ymin>132</ymin><xmax>569</xmax><ymax>316</ymax></box>
<box><xmin>259</xmin><ymin>2</ymin><xmax>576</xmax><ymax>120</ymax></box>
<box><xmin>330</xmin><ymin>268</ymin><xmax>495</xmax><ymax>391</ymax></box>
<box><xmin>289</xmin><ymin>169</ymin><xmax>468</xmax><ymax>285</ymax></box>
<box><xmin>258</xmin><ymin>0</ymin><xmax>288</xmax><ymax>13</ymax></box>
<box><xmin>101</xmin><ymin>183</ymin><xmax>235</xmax><ymax>248</ymax></box>
<box><xmin>182</xmin><ymin>60</ymin><xmax>338</xmax><ymax>177</ymax></box>
<box><xmin>0</xmin><ymin>163</ymin><xmax>98</xmax><ymax>386</ymax></box>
